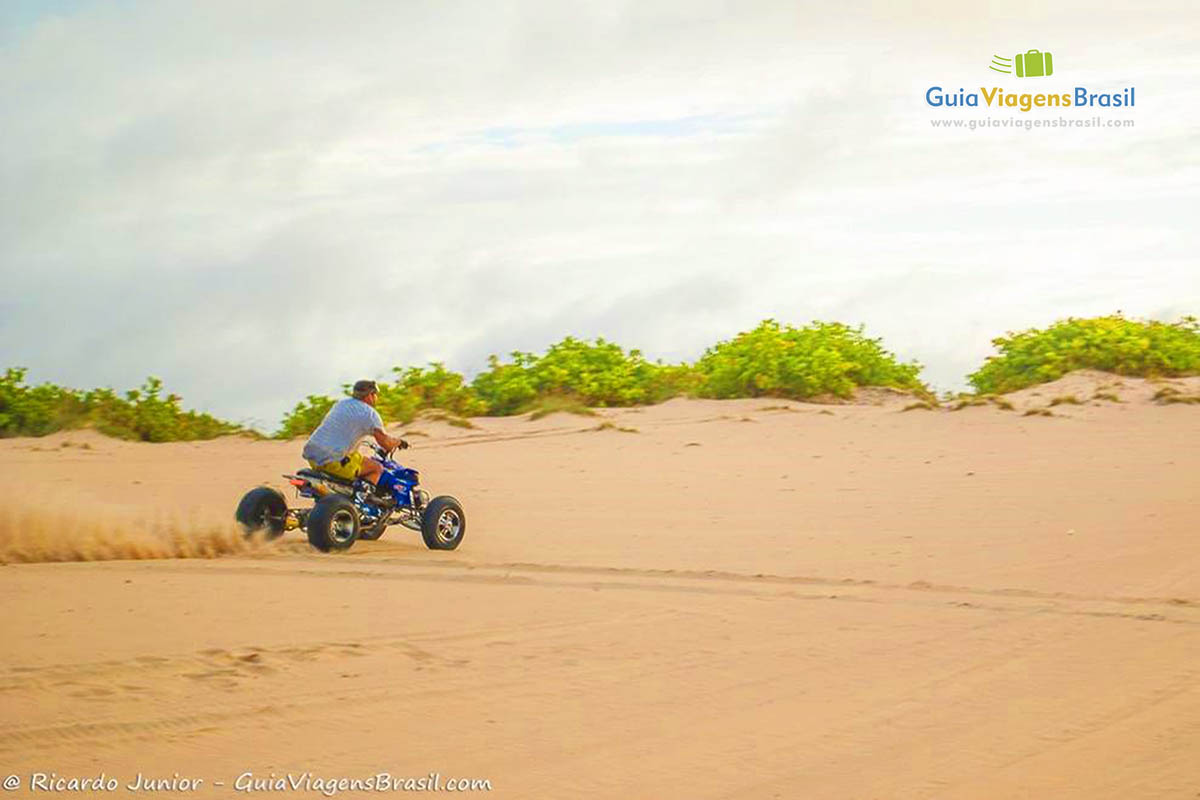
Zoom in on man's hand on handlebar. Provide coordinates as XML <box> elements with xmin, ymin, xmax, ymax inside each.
<box><xmin>377</xmin><ymin>436</ymin><xmax>408</xmax><ymax>455</ymax></box>
<box><xmin>371</xmin><ymin>428</ymin><xmax>409</xmax><ymax>456</ymax></box>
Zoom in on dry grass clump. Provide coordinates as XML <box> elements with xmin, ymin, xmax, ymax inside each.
<box><xmin>527</xmin><ymin>396</ymin><xmax>597</xmax><ymax>420</ymax></box>
<box><xmin>590</xmin><ymin>422</ymin><xmax>638</xmax><ymax>433</ymax></box>
<box><xmin>1091</xmin><ymin>392</ymin><xmax>1122</xmax><ymax>403</ymax></box>
<box><xmin>1049</xmin><ymin>395</ymin><xmax>1083</xmax><ymax>407</ymax></box>
<box><xmin>902</xmin><ymin>400</ymin><xmax>937</xmax><ymax>412</ymax></box>
<box><xmin>948</xmin><ymin>394</ymin><xmax>1013</xmax><ymax>411</ymax></box>
<box><xmin>1023</xmin><ymin>408</ymin><xmax>1055</xmax><ymax>417</ymax></box>
<box><xmin>0</xmin><ymin>507</ymin><xmax>260</xmax><ymax>564</ymax></box>
<box><xmin>1153</xmin><ymin>387</ymin><xmax>1200</xmax><ymax>405</ymax></box>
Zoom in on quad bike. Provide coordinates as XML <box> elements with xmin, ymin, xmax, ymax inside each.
<box><xmin>235</xmin><ymin>442</ymin><xmax>465</xmax><ymax>552</ymax></box>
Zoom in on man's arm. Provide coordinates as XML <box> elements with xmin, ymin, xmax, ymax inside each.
<box><xmin>371</xmin><ymin>427</ymin><xmax>407</xmax><ymax>452</ymax></box>
<box><xmin>365</xmin><ymin>405</ymin><xmax>406</xmax><ymax>452</ymax></box>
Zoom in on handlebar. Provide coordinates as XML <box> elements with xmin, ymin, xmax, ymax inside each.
<box><xmin>369</xmin><ymin>439</ymin><xmax>410</xmax><ymax>460</ymax></box>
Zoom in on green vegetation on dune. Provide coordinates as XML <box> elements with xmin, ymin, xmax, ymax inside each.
<box><xmin>12</xmin><ymin>313</ymin><xmax>1194</xmax><ymax>442</ymax></box>
<box><xmin>275</xmin><ymin>394</ymin><xmax>337</xmax><ymax>440</ymax></box>
<box><xmin>471</xmin><ymin>337</ymin><xmax>698</xmax><ymax>414</ymax></box>
<box><xmin>377</xmin><ymin>363</ymin><xmax>488</xmax><ymax>423</ymax></box>
<box><xmin>278</xmin><ymin>338</ymin><xmax>695</xmax><ymax>435</ymax></box>
<box><xmin>0</xmin><ymin>369</ymin><xmax>243</xmax><ymax>441</ymax></box>
<box><xmin>276</xmin><ymin>321</ymin><xmax>926</xmax><ymax>436</ymax></box>
<box><xmin>695</xmin><ymin>320</ymin><xmax>925</xmax><ymax>400</ymax></box>
<box><xmin>275</xmin><ymin>313</ymin><xmax>1200</xmax><ymax>437</ymax></box>
<box><xmin>969</xmin><ymin>314</ymin><xmax>1200</xmax><ymax>394</ymax></box>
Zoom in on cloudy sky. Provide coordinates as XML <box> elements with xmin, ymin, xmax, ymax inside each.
<box><xmin>2</xmin><ymin>0</ymin><xmax>1196</xmax><ymax>429</ymax></box>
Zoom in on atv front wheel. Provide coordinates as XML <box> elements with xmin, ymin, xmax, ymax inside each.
<box><xmin>306</xmin><ymin>494</ymin><xmax>360</xmax><ymax>553</ymax></box>
<box><xmin>421</xmin><ymin>496</ymin><xmax>465</xmax><ymax>550</ymax></box>
<box><xmin>235</xmin><ymin>487</ymin><xmax>288</xmax><ymax>540</ymax></box>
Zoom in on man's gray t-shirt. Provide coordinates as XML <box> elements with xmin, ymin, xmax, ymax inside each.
<box><xmin>302</xmin><ymin>398</ymin><xmax>385</xmax><ymax>465</ymax></box>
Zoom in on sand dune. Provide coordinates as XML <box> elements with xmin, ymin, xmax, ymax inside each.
<box><xmin>1</xmin><ymin>374</ymin><xmax>1198</xmax><ymax>798</ymax></box>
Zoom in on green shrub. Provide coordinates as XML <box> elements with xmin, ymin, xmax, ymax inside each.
<box><xmin>694</xmin><ymin>320</ymin><xmax>924</xmax><ymax>400</ymax></box>
<box><xmin>968</xmin><ymin>314</ymin><xmax>1200</xmax><ymax>394</ymax></box>
<box><xmin>91</xmin><ymin>379</ymin><xmax>241</xmax><ymax>442</ymax></box>
<box><xmin>468</xmin><ymin>353</ymin><xmax>539</xmax><ymax>416</ymax></box>
<box><xmin>0</xmin><ymin>369</ymin><xmax>240</xmax><ymax>442</ymax></box>
<box><xmin>277</xmin><ymin>394</ymin><xmax>338</xmax><ymax>439</ymax></box>
<box><xmin>471</xmin><ymin>337</ymin><xmax>695</xmax><ymax>413</ymax></box>
<box><xmin>643</xmin><ymin>363</ymin><xmax>706</xmax><ymax>404</ymax></box>
<box><xmin>377</xmin><ymin>363</ymin><xmax>487</xmax><ymax>423</ymax></box>
<box><xmin>0</xmin><ymin>368</ymin><xmax>85</xmax><ymax>436</ymax></box>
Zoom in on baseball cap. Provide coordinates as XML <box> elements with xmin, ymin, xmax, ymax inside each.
<box><xmin>352</xmin><ymin>380</ymin><xmax>379</xmax><ymax>397</ymax></box>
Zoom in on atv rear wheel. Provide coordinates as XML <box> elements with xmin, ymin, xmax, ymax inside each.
<box><xmin>235</xmin><ymin>487</ymin><xmax>288</xmax><ymax>540</ymax></box>
<box><xmin>421</xmin><ymin>496</ymin><xmax>465</xmax><ymax>550</ymax></box>
<box><xmin>306</xmin><ymin>494</ymin><xmax>360</xmax><ymax>553</ymax></box>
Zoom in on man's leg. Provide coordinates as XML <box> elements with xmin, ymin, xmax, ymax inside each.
<box><xmin>357</xmin><ymin>457</ymin><xmax>383</xmax><ymax>485</ymax></box>
<box><xmin>318</xmin><ymin>452</ymin><xmax>380</xmax><ymax>485</ymax></box>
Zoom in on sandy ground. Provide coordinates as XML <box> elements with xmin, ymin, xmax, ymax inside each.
<box><xmin>2</xmin><ymin>371</ymin><xmax>1199</xmax><ymax>798</ymax></box>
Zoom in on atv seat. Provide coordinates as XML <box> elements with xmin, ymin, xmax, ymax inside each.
<box><xmin>296</xmin><ymin>468</ymin><xmax>357</xmax><ymax>487</ymax></box>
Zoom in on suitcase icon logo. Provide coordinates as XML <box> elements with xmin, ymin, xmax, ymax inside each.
<box><xmin>989</xmin><ymin>50</ymin><xmax>1054</xmax><ymax>77</ymax></box>
<box><xmin>1015</xmin><ymin>49</ymin><xmax>1053</xmax><ymax>77</ymax></box>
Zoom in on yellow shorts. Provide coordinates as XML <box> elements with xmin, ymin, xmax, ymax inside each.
<box><xmin>307</xmin><ymin>451</ymin><xmax>363</xmax><ymax>481</ymax></box>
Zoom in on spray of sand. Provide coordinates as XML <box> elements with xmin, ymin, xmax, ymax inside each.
<box><xmin>0</xmin><ymin>506</ymin><xmax>275</xmax><ymax>564</ymax></box>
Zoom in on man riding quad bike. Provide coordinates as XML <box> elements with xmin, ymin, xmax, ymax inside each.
<box><xmin>235</xmin><ymin>380</ymin><xmax>465</xmax><ymax>552</ymax></box>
